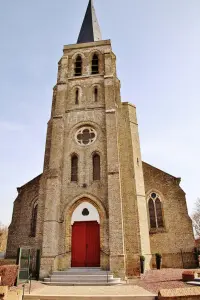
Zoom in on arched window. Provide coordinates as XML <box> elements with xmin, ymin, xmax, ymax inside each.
<box><xmin>148</xmin><ymin>192</ymin><xmax>164</xmax><ymax>229</ymax></box>
<box><xmin>155</xmin><ymin>198</ymin><xmax>164</xmax><ymax>228</ymax></box>
<box><xmin>93</xmin><ymin>153</ymin><xmax>100</xmax><ymax>180</ymax></box>
<box><xmin>71</xmin><ymin>154</ymin><xmax>78</xmax><ymax>182</ymax></box>
<box><xmin>74</xmin><ymin>55</ymin><xmax>82</xmax><ymax>76</ymax></box>
<box><xmin>30</xmin><ymin>203</ymin><xmax>38</xmax><ymax>237</ymax></box>
<box><xmin>94</xmin><ymin>87</ymin><xmax>98</xmax><ymax>102</ymax></box>
<box><xmin>148</xmin><ymin>199</ymin><xmax>156</xmax><ymax>229</ymax></box>
<box><xmin>91</xmin><ymin>54</ymin><xmax>99</xmax><ymax>74</ymax></box>
<box><xmin>75</xmin><ymin>88</ymin><xmax>79</xmax><ymax>105</ymax></box>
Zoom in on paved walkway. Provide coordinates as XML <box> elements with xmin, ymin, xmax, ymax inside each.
<box><xmin>25</xmin><ymin>284</ymin><xmax>155</xmax><ymax>297</ymax></box>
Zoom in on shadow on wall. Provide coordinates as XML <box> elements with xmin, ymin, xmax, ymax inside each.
<box><xmin>148</xmin><ymin>251</ymin><xmax>197</xmax><ymax>269</ymax></box>
<box><xmin>0</xmin><ymin>252</ymin><xmax>5</xmax><ymax>259</ymax></box>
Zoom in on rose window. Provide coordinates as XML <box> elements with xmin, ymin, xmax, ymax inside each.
<box><xmin>76</xmin><ymin>127</ymin><xmax>97</xmax><ymax>146</ymax></box>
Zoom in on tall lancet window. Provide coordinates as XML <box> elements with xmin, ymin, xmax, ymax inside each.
<box><xmin>75</xmin><ymin>88</ymin><xmax>79</xmax><ymax>105</ymax></box>
<box><xmin>91</xmin><ymin>54</ymin><xmax>99</xmax><ymax>74</ymax></box>
<box><xmin>93</xmin><ymin>153</ymin><xmax>100</xmax><ymax>180</ymax></box>
<box><xmin>94</xmin><ymin>87</ymin><xmax>98</xmax><ymax>102</ymax></box>
<box><xmin>74</xmin><ymin>55</ymin><xmax>82</xmax><ymax>76</ymax></box>
<box><xmin>148</xmin><ymin>192</ymin><xmax>164</xmax><ymax>230</ymax></box>
<box><xmin>155</xmin><ymin>198</ymin><xmax>164</xmax><ymax>228</ymax></box>
<box><xmin>71</xmin><ymin>154</ymin><xmax>78</xmax><ymax>182</ymax></box>
<box><xmin>148</xmin><ymin>199</ymin><xmax>156</xmax><ymax>229</ymax></box>
<box><xmin>30</xmin><ymin>203</ymin><xmax>38</xmax><ymax>237</ymax></box>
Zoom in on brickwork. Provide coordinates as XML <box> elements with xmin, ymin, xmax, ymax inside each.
<box><xmin>6</xmin><ymin>38</ymin><xmax>195</xmax><ymax>279</ymax></box>
<box><xmin>6</xmin><ymin>175</ymin><xmax>42</xmax><ymax>258</ymax></box>
<box><xmin>118</xmin><ymin>103</ymin><xmax>151</xmax><ymax>276</ymax></box>
<box><xmin>0</xmin><ymin>260</ymin><xmax>15</xmax><ymax>266</ymax></box>
<box><xmin>143</xmin><ymin>162</ymin><xmax>195</xmax><ymax>268</ymax></box>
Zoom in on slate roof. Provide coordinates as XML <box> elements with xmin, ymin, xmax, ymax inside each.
<box><xmin>77</xmin><ymin>0</ymin><xmax>102</xmax><ymax>44</ymax></box>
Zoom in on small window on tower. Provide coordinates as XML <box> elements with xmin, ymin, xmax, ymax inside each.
<box><xmin>74</xmin><ymin>55</ymin><xmax>82</xmax><ymax>76</ymax></box>
<box><xmin>75</xmin><ymin>89</ymin><xmax>79</xmax><ymax>105</ymax></box>
<box><xmin>93</xmin><ymin>153</ymin><xmax>100</xmax><ymax>180</ymax></box>
<box><xmin>82</xmin><ymin>208</ymin><xmax>89</xmax><ymax>216</ymax></box>
<box><xmin>92</xmin><ymin>54</ymin><xmax>99</xmax><ymax>74</ymax></box>
<box><xmin>71</xmin><ymin>154</ymin><xmax>78</xmax><ymax>182</ymax></box>
<box><xmin>94</xmin><ymin>87</ymin><xmax>98</xmax><ymax>102</ymax></box>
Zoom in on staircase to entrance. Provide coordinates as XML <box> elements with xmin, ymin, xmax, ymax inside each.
<box><xmin>44</xmin><ymin>267</ymin><xmax>121</xmax><ymax>286</ymax></box>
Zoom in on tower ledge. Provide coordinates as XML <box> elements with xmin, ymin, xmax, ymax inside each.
<box><xmin>63</xmin><ymin>40</ymin><xmax>111</xmax><ymax>51</ymax></box>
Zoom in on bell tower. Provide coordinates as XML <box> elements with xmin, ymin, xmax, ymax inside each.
<box><xmin>38</xmin><ymin>0</ymin><xmax>151</xmax><ymax>278</ymax></box>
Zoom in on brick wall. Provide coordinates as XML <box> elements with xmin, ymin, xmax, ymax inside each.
<box><xmin>143</xmin><ymin>162</ymin><xmax>195</xmax><ymax>268</ymax></box>
<box><xmin>6</xmin><ymin>175</ymin><xmax>42</xmax><ymax>258</ymax></box>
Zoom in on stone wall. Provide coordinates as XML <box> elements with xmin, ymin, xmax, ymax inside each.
<box><xmin>143</xmin><ymin>162</ymin><xmax>195</xmax><ymax>268</ymax></box>
<box><xmin>0</xmin><ymin>259</ymin><xmax>15</xmax><ymax>266</ymax></box>
<box><xmin>6</xmin><ymin>175</ymin><xmax>42</xmax><ymax>258</ymax></box>
<box><xmin>151</xmin><ymin>252</ymin><xmax>196</xmax><ymax>269</ymax></box>
<box><xmin>118</xmin><ymin>103</ymin><xmax>151</xmax><ymax>276</ymax></box>
<box><xmin>40</xmin><ymin>40</ymin><xmax>115</xmax><ymax>277</ymax></box>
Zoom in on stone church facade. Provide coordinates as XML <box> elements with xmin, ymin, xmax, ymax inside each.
<box><xmin>6</xmin><ymin>0</ymin><xmax>194</xmax><ymax>278</ymax></box>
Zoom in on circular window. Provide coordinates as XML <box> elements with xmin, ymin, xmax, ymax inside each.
<box><xmin>82</xmin><ymin>208</ymin><xmax>89</xmax><ymax>216</ymax></box>
<box><xmin>76</xmin><ymin>126</ymin><xmax>97</xmax><ymax>146</ymax></box>
<box><xmin>151</xmin><ymin>193</ymin><xmax>157</xmax><ymax>199</ymax></box>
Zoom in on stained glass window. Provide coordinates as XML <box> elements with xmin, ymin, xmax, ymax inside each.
<box><xmin>148</xmin><ymin>193</ymin><xmax>164</xmax><ymax>230</ymax></box>
<box><xmin>148</xmin><ymin>199</ymin><xmax>156</xmax><ymax>228</ymax></box>
<box><xmin>155</xmin><ymin>198</ymin><xmax>164</xmax><ymax>228</ymax></box>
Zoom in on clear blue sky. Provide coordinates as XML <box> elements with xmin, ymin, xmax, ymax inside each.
<box><xmin>0</xmin><ymin>0</ymin><xmax>200</xmax><ymax>225</ymax></box>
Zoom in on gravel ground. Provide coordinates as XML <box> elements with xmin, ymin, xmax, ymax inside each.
<box><xmin>135</xmin><ymin>268</ymin><xmax>200</xmax><ymax>294</ymax></box>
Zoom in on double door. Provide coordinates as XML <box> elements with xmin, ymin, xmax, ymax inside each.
<box><xmin>71</xmin><ymin>221</ymin><xmax>100</xmax><ymax>267</ymax></box>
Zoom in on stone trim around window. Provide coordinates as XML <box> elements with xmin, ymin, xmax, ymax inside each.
<box><xmin>75</xmin><ymin>126</ymin><xmax>97</xmax><ymax>146</ymax></box>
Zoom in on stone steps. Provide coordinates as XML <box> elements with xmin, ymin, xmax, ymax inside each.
<box><xmin>43</xmin><ymin>281</ymin><xmax>121</xmax><ymax>286</ymax></box>
<box><xmin>52</xmin><ymin>268</ymin><xmax>110</xmax><ymax>276</ymax></box>
<box><xmin>44</xmin><ymin>275</ymin><xmax>114</xmax><ymax>282</ymax></box>
<box><xmin>44</xmin><ymin>268</ymin><xmax>121</xmax><ymax>286</ymax></box>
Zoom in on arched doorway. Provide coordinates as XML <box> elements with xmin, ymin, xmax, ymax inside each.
<box><xmin>71</xmin><ymin>202</ymin><xmax>100</xmax><ymax>267</ymax></box>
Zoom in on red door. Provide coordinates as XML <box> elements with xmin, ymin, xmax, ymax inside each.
<box><xmin>71</xmin><ymin>221</ymin><xmax>100</xmax><ymax>267</ymax></box>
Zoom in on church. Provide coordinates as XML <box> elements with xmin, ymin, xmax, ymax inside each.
<box><xmin>6</xmin><ymin>0</ymin><xmax>194</xmax><ymax>279</ymax></box>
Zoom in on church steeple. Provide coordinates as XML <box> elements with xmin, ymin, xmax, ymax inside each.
<box><xmin>77</xmin><ymin>0</ymin><xmax>102</xmax><ymax>44</ymax></box>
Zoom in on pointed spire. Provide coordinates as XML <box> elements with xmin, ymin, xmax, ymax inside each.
<box><xmin>77</xmin><ymin>0</ymin><xmax>102</xmax><ymax>44</ymax></box>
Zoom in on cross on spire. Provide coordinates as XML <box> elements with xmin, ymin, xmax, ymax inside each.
<box><xmin>77</xmin><ymin>0</ymin><xmax>102</xmax><ymax>44</ymax></box>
